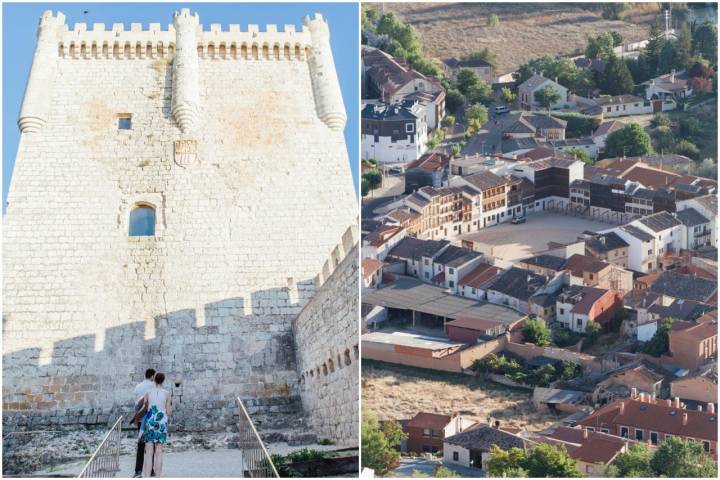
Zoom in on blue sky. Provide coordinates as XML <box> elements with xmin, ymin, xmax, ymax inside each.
<box><xmin>2</xmin><ymin>2</ymin><xmax>359</xmax><ymax>211</ymax></box>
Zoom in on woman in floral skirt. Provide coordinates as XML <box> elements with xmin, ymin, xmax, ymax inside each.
<box><xmin>140</xmin><ymin>372</ymin><xmax>172</xmax><ymax>477</ymax></box>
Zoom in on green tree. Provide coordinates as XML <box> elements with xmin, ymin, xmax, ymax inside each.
<box><xmin>658</xmin><ymin>40</ymin><xmax>679</xmax><ymax>75</ymax></box>
<box><xmin>532</xmin><ymin>364</ymin><xmax>557</xmax><ymax>387</ymax></box>
<box><xmin>463</xmin><ymin>47</ymin><xmax>497</xmax><ymax>68</ymax></box>
<box><xmin>361</xmin><ymin>410</ymin><xmax>406</xmax><ymax>475</ymax></box>
<box><xmin>361</xmin><ymin>178</ymin><xmax>370</xmax><ymax>197</ymax></box>
<box><xmin>601</xmin><ymin>3</ymin><xmax>626</xmax><ymax>20</ymax></box>
<box><xmin>651</xmin><ymin>125</ymin><xmax>675</xmax><ymax>153</ymax></box>
<box><xmin>466</xmin><ymin>80</ymin><xmax>493</xmax><ymax>105</ymax></box>
<box><xmin>600</xmin><ymin>55</ymin><xmax>635</xmax><ymax>95</ymax></box>
<box><xmin>465</xmin><ymin>103</ymin><xmax>488</xmax><ymax>130</ymax></box>
<box><xmin>644</xmin><ymin>24</ymin><xmax>666</xmax><ymax>76</ymax></box>
<box><xmin>650</xmin><ymin>436</ymin><xmax>718</xmax><ymax>477</ymax></box>
<box><xmin>500</xmin><ymin>87</ymin><xmax>516</xmax><ymax>104</ymax></box>
<box><xmin>433</xmin><ymin>466</ymin><xmax>460</xmax><ymax>477</ymax></box>
<box><xmin>696</xmin><ymin>158</ymin><xmax>718</xmax><ymax>179</ymax></box>
<box><xmin>586</xmin><ymin>32</ymin><xmax>616</xmax><ymax>59</ymax></box>
<box><xmin>362</xmin><ymin>169</ymin><xmax>382</xmax><ymax>191</ymax></box>
<box><xmin>445</xmin><ymin>88</ymin><xmax>465</xmax><ymax>114</ymax></box>
<box><xmin>566</xmin><ymin>148</ymin><xmax>593</xmax><ymax>164</ymax></box>
<box><xmin>522</xmin><ymin>318</ymin><xmax>551</xmax><ymax>347</ymax></box>
<box><xmin>515</xmin><ymin>56</ymin><xmax>595</xmax><ymax>95</ymax></box>
<box><xmin>674</xmin><ymin>139</ymin><xmax>700</xmax><ymax>159</ymax></box>
<box><xmin>486</xmin><ymin>13</ymin><xmax>499</xmax><ymax>28</ymax></box>
<box><xmin>604</xmin><ymin>123</ymin><xmax>653</xmax><ymax>158</ymax></box>
<box><xmin>441</xmin><ymin>115</ymin><xmax>456</xmax><ymax>128</ymax></box>
<box><xmin>692</xmin><ymin>21</ymin><xmax>718</xmax><ymax>63</ymax></box>
<box><xmin>610</xmin><ymin>31</ymin><xmax>624</xmax><ymax>47</ymax></box>
<box><xmin>585</xmin><ymin>321</ymin><xmax>601</xmax><ymax>345</ymax></box>
<box><xmin>560</xmin><ymin>361</ymin><xmax>581</xmax><ymax>381</ymax></box>
<box><xmin>451</xmin><ymin>143</ymin><xmax>461</xmax><ymax>156</ymax></box>
<box><xmin>641</xmin><ymin>317</ymin><xmax>672</xmax><ymax>357</ymax></box>
<box><xmin>456</xmin><ymin>68</ymin><xmax>481</xmax><ymax>96</ymax></box>
<box><xmin>675</xmin><ymin>22</ymin><xmax>693</xmax><ymax>70</ymax></box>
<box><xmin>534</xmin><ymin>85</ymin><xmax>562</xmax><ymax>110</ymax></box>
<box><xmin>607</xmin><ymin>443</ymin><xmax>654</xmax><ymax>477</ymax></box>
<box><xmin>650</xmin><ymin>113</ymin><xmax>672</xmax><ymax>128</ymax></box>
<box><xmin>524</xmin><ymin>444</ymin><xmax>582</xmax><ymax>477</ymax></box>
<box><xmin>486</xmin><ymin>446</ymin><xmax>529</xmax><ymax>477</ymax></box>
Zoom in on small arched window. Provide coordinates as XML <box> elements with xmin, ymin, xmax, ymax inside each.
<box><xmin>129</xmin><ymin>205</ymin><xmax>156</xmax><ymax>236</ymax></box>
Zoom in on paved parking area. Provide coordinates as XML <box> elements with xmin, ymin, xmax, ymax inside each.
<box><xmin>459</xmin><ymin>212</ymin><xmax>610</xmax><ymax>262</ymax></box>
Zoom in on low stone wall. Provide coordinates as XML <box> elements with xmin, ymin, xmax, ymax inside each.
<box><xmin>485</xmin><ymin>373</ymin><xmax>533</xmax><ymax>390</ymax></box>
<box><xmin>293</xmin><ymin>245</ymin><xmax>359</xmax><ymax>447</ymax></box>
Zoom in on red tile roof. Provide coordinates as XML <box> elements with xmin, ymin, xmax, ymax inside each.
<box><xmin>458</xmin><ymin>263</ymin><xmax>502</xmax><ymax>289</ymax></box>
<box><xmin>579</xmin><ymin>397</ymin><xmax>718</xmax><ymax>442</ymax></box>
<box><xmin>407</xmin><ymin>412</ymin><xmax>453</xmax><ymax>430</ymax></box>
<box><xmin>406</xmin><ymin>152</ymin><xmax>450</xmax><ymax>172</ymax></box>
<box><xmin>670</xmin><ymin>320</ymin><xmax>718</xmax><ymax>342</ymax></box>
<box><xmin>362</xmin><ymin>258</ymin><xmax>384</xmax><ymax>280</ymax></box>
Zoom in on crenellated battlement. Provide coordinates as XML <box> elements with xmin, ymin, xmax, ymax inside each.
<box><xmin>52</xmin><ymin>13</ymin><xmax>325</xmax><ymax>60</ymax></box>
<box><xmin>19</xmin><ymin>9</ymin><xmax>345</xmax><ymax>133</ymax></box>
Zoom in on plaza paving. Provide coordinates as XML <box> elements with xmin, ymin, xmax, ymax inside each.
<box><xmin>459</xmin><ymin>212</ymin><xmax>611</xmax><ymax>262</ymax></box>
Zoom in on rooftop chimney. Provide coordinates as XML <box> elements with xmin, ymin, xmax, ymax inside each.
<box><xmin>631</xmin><ymin>387</ymin><xmax>638</xmax><ymax>399</ymax></box>
<box><xmin>619</xmin><ymin>401</ymin><xmax>625</xmax><ymax>415</ymax></box>
<box><xmin>670</xmin><ymin>69</ymin><xmax>676</xmax><ymax>83</ymax></box>
<box><xmin>674</xmin><ymin>397</ymin><xmax>681</xmax><ymax>408</ymax></box>
<box><xmin>682</xmin><ymin>413</ymin><xmax>688</xmax><ymax>426</ymax></box>
<box><xmin>583</xmin><ymin>428</ymin><xmax>589</xmax><ymax>440</ymax></box>
<box><xmin>697</xmin><ymin>405</ymin><xmax>703</xmax><ymax>412</ymax></box>
<box><xmin>639</xmin><ymin>392</ymin><xmax>645</xmax><ymax>402</ymax></box>
<box><xmin>709</xmin><ymin>403</ymin><xmax>715</xmax><ymax>414</ymax></box>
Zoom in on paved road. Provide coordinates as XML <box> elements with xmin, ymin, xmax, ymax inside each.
<box><xmin>361</xmin><ymin>174</ymin><xmax>405</xmax><ymax>220</ymax></box>
<box><xmin>393</xmin><ymin>457</ymin><xmax>485</xmax><ymax>478</ymax></box>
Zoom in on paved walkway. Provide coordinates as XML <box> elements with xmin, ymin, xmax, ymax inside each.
<box><xmin>35</xmin><ymin>449</ymin><xmax>245</xmax><ymax>478</ymax></box>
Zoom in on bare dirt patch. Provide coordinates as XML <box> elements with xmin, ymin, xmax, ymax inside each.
<box><xmin>383</xmin><ymin>2</ymin><xmax>661</xmax><ymax>74</ymax></box>
<box><xmin>362</xmin><ymin>360</ymin><xmax>561</xmax><ymax>432</ymax></box>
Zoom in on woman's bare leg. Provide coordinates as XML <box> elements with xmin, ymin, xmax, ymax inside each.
<box><xmin>142</xmin><ymin>442</ymin><xmax>154</xmax><ymax>478</ymax></box>
<box><xmin>153</xmin><ymin>443</ymin><xmax>164</xmax><ymax>477</ymax></box>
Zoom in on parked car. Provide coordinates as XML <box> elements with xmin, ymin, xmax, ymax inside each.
<box><xmin>494</xmin><ymin>105</ymin><xmax>510</xmax><ymax>115</ymax></box>
<box><xmin>511</xmin><ymin>215</ymin><xmax>526</xmax><ymax>224</ymax></box>
<box><xmin>388</xmin><ymin>166</ymin><xmax>403</xmax><ymax>175</ymax></box>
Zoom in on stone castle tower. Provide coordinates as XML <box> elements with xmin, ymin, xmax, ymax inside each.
<box><xmin>3</xmin><ymin>9</ymin><xmax>357</xmax><ymax>440</ymax></box>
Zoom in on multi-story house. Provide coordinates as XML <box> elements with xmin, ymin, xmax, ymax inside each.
<box><xmin>564</xmin><ymin>253</ymin><xmax>633</xmax><ymax>293</ymax></box>
<box><xmin>556</xmin><ymin>285</ymin><xmax>623</xmax><ymax>333</ymax></box>
<box><xmin>361</xmin><ymin>100</ymin><xmax>428</xmax><ymax>164</ymax></box>
<box><xmin>485</xmin><ymin>267</ymin><xmax>549</xmax><ymax>314</ymax></box>
<box><xmin>610</xmin><ymin>224</ymin><xmax>658</xmax><ymax>273</ymax></box>
<box><xmin>677</xmin><ymin>195</ymin><xmax>717</xmax><ymax>248</ymax></box>
<box><xmin>362</xmin><ymin>46</ymin><xmax>446</xmax><ymax>128</ymax></box>
<box><xmin>632</xmin><ymin>211</ymin><xmax>683</xmax><ymax>262</ymax></box>
<box><xmin>457</xmin><ymin>263</ymin><xmax>503</xmax><ymax>300</ymax></box>
<box><xmin>362</xmin><ymin>224</ymin><xmax>407</xmax><ymax>261</ymax></box>
<box><xmin>404</xmin><ymin>412</ymin><xmax>476</xmax><ymax>454</ymax></box>
<box><xmin>385</xmin><ymin>236</ymin><xmax>449</xmax><ymax>282</ymax></box>
<box><xmin>676</xmin><ymin>208</ymin><xmax>713</xmax><ymax>250</ymax></box>
<box><xmin>458</xmin><ymin>171</ymin><xmax>509</xmax><ymax>229</ymax></box>
<box><xmin>430</xmin><ymin>245</ymin><xmax>483</xmax><ymax>293</ymax></box>
<box><xmin>509</xmin><ymin>157</ymin><xmax>584</xmax><ymax>212</ymax></box>
<box><xmin>517</xmin><ymin>74</ymin><xmax>570</xmax><ymax>111</ymax></box>
<box><xmin>443</xmin><ymin>57</ymin><xmax>494</xmax><ymax>84</ymax></box>
<box><xmin>584</xmin><ymin>232</ymin><xmax>630</xmax><ymax>268</ymax></box>
<box><xmin>595</xmin><ymin>94</ymin><xmax>653</xmax><ymax>117</ymax></box>
<box><xmin>667</xmin><ymin>317</ymin><xmax>718</xmax><ymax>371</ymax></box>
<box><xmin>404</xmin><ymin>152</ymin><xmax>450</xmax><ymax>193</ymax></box>
<box><xmin>578</xmin><ymin>394</ymin><xmax>717</xmax><ymax>458</ymax></box>
<box><xmin>414</xmin><ymin>186</ymin><xmax>472</xmax><ymax>240</ymax></box>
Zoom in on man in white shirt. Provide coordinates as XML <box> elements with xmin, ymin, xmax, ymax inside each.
<box><xmin>133</xmin><ymin>368</ymin><xmax>155</xmax><ymax>477</ymax></box>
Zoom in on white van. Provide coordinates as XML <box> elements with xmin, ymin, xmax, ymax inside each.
<box><xmin>494</xmin><ymin>105</ymin><xmax>510</xmax><ymax>114</ymax></box>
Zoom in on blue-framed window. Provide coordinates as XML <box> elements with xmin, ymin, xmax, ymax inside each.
<box><xmin>129</xmin><ymin>205</ymin><xmax>155</xmax><ymax>236</ymax></box>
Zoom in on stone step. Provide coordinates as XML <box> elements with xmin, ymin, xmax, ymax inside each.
<box><xmin>242</xmin><ymin>395</ymin><xmax>317</xmax><ymax>447</ymax></box>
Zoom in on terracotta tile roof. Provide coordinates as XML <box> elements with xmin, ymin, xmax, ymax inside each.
<box><xmin>458</xmin><ymin>263</ymin><xmax>503</xmax><ymax>289</ymax></box>
<box><xmin>538</xmin><ymin>426</ymin><xmax>630</xmax><ymax>465</ymax></box>
<box><xmin>365</xmin><ymin>225</ymin><xmax>404</xmax><ymax>248</ymax></box>
<box><xmin>578</xmin><ymin>397</ymin><xmax>718</xmax><ymax>442</ymax></box>
<box><xmin>557</xmin><ymin>285</ymin><xmax>610</xmax><ymax>316</ymax></box>
<box><xmin>446</xmin><ymin>316</ymin><xmax>504</xmax><ymax>332</ymax></box>
<box><xmin>407</xmin><ymin>412</ymin><xmax>452</xmax><ymax>430</ymax></box>
<box><xmin>406</xmin><ymin>152</ymin><xmax>451</xmax><ymax>172</ymax></box>
<box><xmin>362</xmin><ymin>258</ymin><xmax>385</xmax><ymax>280</ymax></box>
<box><xmin>564</xmin><ymin>254</ymin><xmax>609</xmax><ymax>275</ymax></box>
<box><xmin>670</xmin><ymin>319</ymin><xmax>718</xmax><ymax>342</ymax></box>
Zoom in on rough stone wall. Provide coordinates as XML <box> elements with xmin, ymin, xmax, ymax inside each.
<box><xmin>3</xmin><ymin>11</ymin><xmax>356</xmax><ymax>432</ymax></box>
<box><xmin>293</xmin><ymin>245</ymin><xmax>359</xmax><ymax>447</ymax></box>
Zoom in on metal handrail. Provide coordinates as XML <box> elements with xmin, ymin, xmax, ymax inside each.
<box><xmin>237</xmin><ymin>397</ymin><xmax>280</xmax><ymax>478</ymax></box>
<box><xmin>77</xmin><ymin>416</ymin><xmax>123</xmax><ymax>478</ymax></box>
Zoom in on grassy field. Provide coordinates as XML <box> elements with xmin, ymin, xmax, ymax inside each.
<box><xmin>362</xmin><ymin>360</ymin><xmax>562</xmax><ymax>432</ymax></box>
<box><xmin>383</xmin><ymin>2</ymin><xmax>662</xmax><ymax>74</ymax></box>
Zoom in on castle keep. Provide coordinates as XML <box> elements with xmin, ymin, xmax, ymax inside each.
<box><xmin>3</xmin><ymin>9</ymin><xmax>358</xmax><ymax>444</ymax></box>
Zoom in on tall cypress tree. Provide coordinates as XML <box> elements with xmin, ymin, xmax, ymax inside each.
<box><xmin>601</xmin><ymin>55</ymin><xmax>635</xmax><ymax>95</ymax></box>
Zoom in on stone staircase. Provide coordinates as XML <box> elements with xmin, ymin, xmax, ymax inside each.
<box><xmin>242</xmin><ymin>395</ymin><xmax>318</xmax><ymax>446</ymax></box>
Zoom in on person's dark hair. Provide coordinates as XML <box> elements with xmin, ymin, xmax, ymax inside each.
<box><xmin>145</xmin><ymin>368</ymin><xmax>156</xmax><ymax>379</ymax></box>
<box><xmin>154</xmin><ymin>372</ymin><xmax>165</xmax><ymax>385</ymax></box>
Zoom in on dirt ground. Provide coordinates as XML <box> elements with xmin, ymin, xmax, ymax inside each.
<box><xmin>383</xmin><ymin>2</ymin><xmax>660</xmax><ymax>74</ymax></box>
<box><xmin>362</xmin><ymin>361</ymin><xmax>562</xmax><ymax>433</ymax></box>
<box><xmin>459</xmin><ymin>212</ymin><xmax>611</xmax><ymax>262</ymax></box>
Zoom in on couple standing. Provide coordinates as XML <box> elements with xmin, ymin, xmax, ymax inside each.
<box><xmin>133</xmin><ymin>368</ymin><xmax>173</xmax><ymax>478</ymax></box>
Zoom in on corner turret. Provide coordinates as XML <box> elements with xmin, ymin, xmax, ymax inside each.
<box><xmin>171</xmin><ymin>8</ymin><xmax>201</xmax><ymax>133</ymax></box>
<box><xmin>303</xmin><ymin>14</ymin><xmax>346</xmax><ymax>132</ymax></box>
<box><xmin>18</xmin><ymin>10</ymin><xmax>65</xmax><ymax>133</ymax></box>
